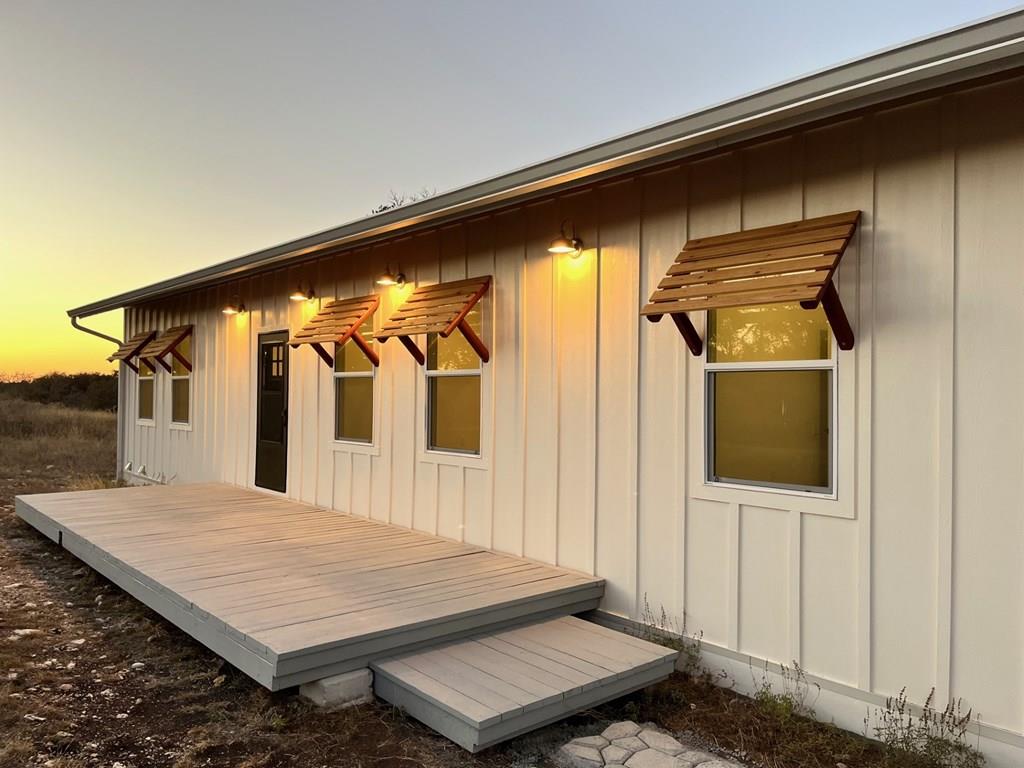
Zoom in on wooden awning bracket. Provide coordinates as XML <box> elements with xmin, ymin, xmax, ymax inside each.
<box><xmin>138</xmin><ymin>326</ymin><xmax>193</xmax><ymax>373</ymax></box>
<box><xmin>289</xmin><ymin>295</ymin><xmax>381</xmax><ymax>369</ymax></box>
<box><xmin>378</xmin><ymin>276</ymin><xmax>492</xmax><ymax>366</ymax></box>
<box><xmin>107</xmin><ymin>330</ymin><xmax>157</xmax><ymax>374</ymax></box>
<box><xmin>642</xmin><ymin>211</ymin><xmax>861</xmax><ymax>356</ymax></box>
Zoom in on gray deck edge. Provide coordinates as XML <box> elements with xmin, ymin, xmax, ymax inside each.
<box><xmin>35</xmin><ymin>527</ymin><xmax>278</xmax><ymax>688</ymax></box>
<box><xmin>275</xmin><ymin>596</ymin><xmax>602</xmax><ymax>689</ymax></box>
<box><xmin>14</xmin><ymin>494</ymin><xmax>603</xmax><ymax>691</ymax></box>
<box><xmin>274</xmin><ymin>584</ymin><xmax>604</xmax><ymax>672</ymax></box>
<box><xmin>374</xmin><ymin>657</ymin><xmax>677</xmax><ymax>752</ymax></box>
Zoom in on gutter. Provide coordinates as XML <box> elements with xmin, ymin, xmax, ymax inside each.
<box><xmin>71</xmin><ymin>315</ymin><xmax>122</xmax><ymax>346</ymax></box>
<box><xmin>68</xmin><ymin>8</ymin><xmax>1024</xmax><ymax>318</ymax></box>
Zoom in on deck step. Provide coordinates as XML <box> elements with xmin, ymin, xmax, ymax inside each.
<box><xmin>371</xmin><ymin>615</ymin><xmax>678</xmax><ymax>752</ymax></box>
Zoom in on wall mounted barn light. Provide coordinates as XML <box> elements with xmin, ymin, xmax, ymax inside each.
<box><xmin>375</xmin><ymin>266</ymin><xmax>406</xmax><ymax>287</ymax></box>
<box><xmin>289</xmin><ymin>285</ymin><xmax>316</xmax><ymax>302</ymax></box>
<box><xmin>548</xmin><ymin>220</ymin><xmax>583</xmax><ymax>258</ymax></box>
<box><xmin>222</xmin><ymin>299</ymin><xmax>247</xmax><ymax>315</ymax></box>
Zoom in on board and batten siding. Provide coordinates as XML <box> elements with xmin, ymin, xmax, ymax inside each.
<box><xmin>121</xmin><ymin>75</ymin><xmax>1024</xmax><ymax>762</ymax></box>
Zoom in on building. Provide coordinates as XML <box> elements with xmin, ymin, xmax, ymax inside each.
<box><xmin>26</xmin><ymin>10</ymin><xmax>1024</xmax><ymax>763</ymax></box>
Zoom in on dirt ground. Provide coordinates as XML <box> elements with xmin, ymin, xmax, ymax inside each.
<box><xmin>1</xmin><ymin>398</ymin><xmax>889</xmax><ymax>768</ymax></box>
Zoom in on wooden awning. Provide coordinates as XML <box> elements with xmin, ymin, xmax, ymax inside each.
<box><xmin>288</xmin><ymin>294</ymin><xmax>381</xmax><ymax>368</ymax></box>
<box><xmin>139</xmin><ymin>325</ymin><xmax>193</xmax><ymax>373</ymax></box>
<box><xmin>107</xmin><ymin>330</ymin><xmax>157</xmax><ymax>373</ymax></box>
<box><xmin>377</xmin><ymin>276</ymin><xmax>491</xmax><ymax>365</ymax></box>
<box><xmin>642</xmin><ymin>211</ymin><xmax>861</xmax><ymax>355</ymax></box>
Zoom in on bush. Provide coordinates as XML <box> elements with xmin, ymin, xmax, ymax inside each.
<box><xmin>871</xmin><ymin>688</ymin><xmax>984</xmax><ymax>768</ymax></box>
<box><xmin>0</xmin><ymin>372</ymin><xmax>118</xmax><ymax>411</ymax></box>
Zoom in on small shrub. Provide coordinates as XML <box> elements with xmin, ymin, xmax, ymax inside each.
<box><xmin>632</xmin><ymin>595</ymin><xmax>704</xmax><ymax>676</ymax></box>
<box><xmin>751</xmin><ymin>660</ymin><xmax>820</xmax><ymax>723</ymax></box>
<box><xmin>870</xmin><ymin>688</ymin><xmax>984</xmax><ymax>768</ymax></box>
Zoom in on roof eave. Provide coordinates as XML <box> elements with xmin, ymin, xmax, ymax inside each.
<box><xmin>69</xmin><ymin>8</ymin><xmax>1024</xmax><ymax>318</ymax></box>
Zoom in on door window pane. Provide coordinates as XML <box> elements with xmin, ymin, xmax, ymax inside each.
<box><xmin>335</xmin><ymin>376</ymin><xmax>373</xmax><ymax>442</ymax></box>
<box><xmin>710</xmin><ymin>369</ymin><xmax>831</xmax><ymax>491</ymax></box>
<box><xmin>708</xmin><ymin>303</ymin><xmax>831</xmax><ymax>363</ymax></box>
<box><xmin>428</xmin><ymin>375</ymin><xmax>480</xmax><ymax>453</ymax></box>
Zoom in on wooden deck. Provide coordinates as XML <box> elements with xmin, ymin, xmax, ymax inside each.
<box><xmin>373</xmin><ymin>616</ymin><xmax>678</xmax><ymax>752</ymax></box>
<box><xmin>15</xmin><ymin>483</ymin><xmax>604</xmax><ymax>690</ymax></box>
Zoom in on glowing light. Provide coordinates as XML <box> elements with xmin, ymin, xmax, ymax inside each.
<box><xmin>548</xmin><ymin>220</ymin><xmax>583</xmax><ymax>258</ymax></box>
<box><xmin>376</xmin><ymin>266</ymin><xmax>406</xmax><ymax>286</ymax></box>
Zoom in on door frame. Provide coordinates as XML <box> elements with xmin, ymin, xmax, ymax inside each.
<box><xmin>253</xmin><ymin>329</ymin><xmax>290</xmax><ymax>495</ymax></box>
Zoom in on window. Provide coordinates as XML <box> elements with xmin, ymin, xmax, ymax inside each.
<box><xmin>426</xmin><ymin>307</ymin><xmax>482</xmax><ymax>454</ymax></box>
<box><xmin>170</xmin><ymin>336</ymin><xmax>191</xmax><ymax>425</ymax></box>
<box><xmin>706</xmin><ymin>302</ymin><xmax>834</xmax><ymax>494</ymax></box>
<box><xmin>334</xmin><ymin>322</ymin><xmax>374</xmax><ymax>443</ymax></box>
<box><xmin>137</xmin><ymin>362</ymin><xmax>155</xmax><ymax>422</ymax></box>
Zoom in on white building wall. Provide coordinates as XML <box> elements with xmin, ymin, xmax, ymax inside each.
<box><xmin>120</xmin><ymin>74</ymin><xmax>1024</xmax><ymax>762</ymax></box>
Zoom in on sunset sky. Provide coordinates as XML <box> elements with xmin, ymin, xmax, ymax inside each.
<box><xmin>0</xmin><ymin>0</ymin><xmax>1009</xmax><ymax>377</ymax></box>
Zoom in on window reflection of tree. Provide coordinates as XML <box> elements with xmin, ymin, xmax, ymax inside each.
<box><xmin>709</xmin><ymin>303</ymin><xmax>830</xmax><ymax>362</ymax></box>
<box><xmin>428</xmin><ymin>308</ymin><xmax>482</xmax><ymax>371</ymax></box>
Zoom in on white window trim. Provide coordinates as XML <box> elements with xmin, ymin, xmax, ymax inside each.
<box><xmin>332</xmin><ymin>366</ymin><xmax>377</xmax><ymax>447</ymax></box>
<box><xmin>417</xmin><ymin>296</ymin><xmax>491</xmax><ymax>467</ymax></box>
<box><xmin>704</xmin><ymin>356</ymin><xmax>838</xmax><ymax>498</ymax></box>
<box><xmin>687</xmin><ymin>306</ymin><xmax>857</xmax><ymax>520</ymax></box>
<box><xmin>329</xmin><ymin>314</ymin><xmax>380</xmax><ymax>452</ymax></box>
<box><xmin>170</xmin><ymin>357</ymin><xmax>193</xmax><ymax>429</ymax></box>
<box><xmin>136</xmin><ymin>365</ymin><xmax>156</xmax><ymax>427</ymax></box>
<box><xmin>424</xmin><ymin>362</ymin><xmax>483</xmax><ymax>457</ymax></box>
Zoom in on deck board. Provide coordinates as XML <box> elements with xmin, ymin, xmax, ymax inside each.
<box><xmin>15</xmin><ymin>483</ymin><xmax>603</xmax><ymax>690</ymax></box>
<box><xmin>372</xmin><ymin>616</ymin><xmax>678</xmax><ymax>751</ymax></box>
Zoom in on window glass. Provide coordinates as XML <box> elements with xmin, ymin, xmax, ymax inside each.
<box><xmin>710</xmin><ymin>370</ymin><xmax>831</xmax><ymax>491</ymax></box>
<box><xmin>334</xmin><ymin>376</ymin><xmax>373</xmax><ymax>442</ymax></box>
<box><xmin>137</xmin><ymin>371</ymin><xmax>154</xmax><ymax>421</ymax></box>
<box><xmin>428</xmin><ymin>375</ymin><xmax>481</xmax><ymax>453</ymax></box>
<box><xmin>335</xmin><ymin>322</ymin><xmax>374</xmax><ymax>373</ymax></box>
<box><xmin>171</xmin><ymin>378</ymin><xmax>190</xmax><ymax>424</ymax></box>
<box><xmin>708</xmin><ymin>303</ymin><xmax>830</xmax><ymax>363</ymax></box>
<box><xmin>427</xmin><ymin>308</ymin><xmax>481</xmax><ymax>371</ymax></box>
<box><xmin>171</xmin><ymin>336</ymin><xmax>192</xmax><ymax>376</ymax></box>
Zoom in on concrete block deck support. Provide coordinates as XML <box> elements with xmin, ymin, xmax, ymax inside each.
<box><xmin>300</xmin><ymin>669</ymin><xmax>374</xmax><ymax>708</ymax></box>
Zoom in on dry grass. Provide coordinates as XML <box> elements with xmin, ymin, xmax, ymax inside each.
<box><xmin>0</xmin><ymin>396</ymin><xmax>116</xmax><ymax>478</ymax></box>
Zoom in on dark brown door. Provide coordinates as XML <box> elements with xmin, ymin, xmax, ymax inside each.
<box><xmin>255</xmin><ymin>331</ymin><xmax>288</xmax><ymax>492</ymax></box>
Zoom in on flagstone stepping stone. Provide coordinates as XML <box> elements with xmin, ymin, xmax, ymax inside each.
<box><xmin>555</xmin><ymin>722</ymin><xmax>744</xmax><ymax>768</ymax></box>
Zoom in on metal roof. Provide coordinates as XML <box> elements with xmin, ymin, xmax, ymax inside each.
<box><xmin>70</xmin><ymin>8</ymin><xmax>1024</xmax><ymax>318</ymax></box>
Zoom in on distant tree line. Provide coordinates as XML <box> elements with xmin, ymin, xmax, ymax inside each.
<box><xmin>0</xmin><ymin>372</ymin><xmax>118</xmax><ymax>412</ymax></box>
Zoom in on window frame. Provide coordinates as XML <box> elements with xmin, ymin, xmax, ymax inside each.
<box><xmin>136</xmin><ymin>361</ymin><xmax>156</xmax><ymax>426</ymax></box>
<box><xmin>704</xmin><ymin>356</ymin><xmax>839</xmax><ymax>499</ymax></box>
<box><xmin>169</xmin><ymin>336</ymin><xmax>193</xmax><ymax>430</ymax></box>
<box><xmin>424</xmin><ymin>343</ymin><xmax>483</xmax><ymax>457</ymax></box>
<box><xmin>703</xmin><ymin>307</ymin><xmax>839</xmax><ymax>500</ymax></box>
<box><xmin>332</xmin><ymin>320</ymin><xmax>377</xmax><ymax>446</ymax></box>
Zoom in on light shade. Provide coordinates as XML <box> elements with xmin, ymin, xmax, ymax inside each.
<box><xmin>222</xmin><ymin>301</ymin><xmax>246</xmax><ymax>315</ymax></box>
<box><xmin>290</xmin><ymin>286</ymin><xmax>315</xmax><ymax>301</ymax></box>
<box><xmin>548</xmin><ymin>220</ymin><xmax>583</xmax><ymax>257</ymax></box>
<box><xmin>376</xmin><ymin>267</ymin><xmax>406</xmax><ymax>287</ymax></box>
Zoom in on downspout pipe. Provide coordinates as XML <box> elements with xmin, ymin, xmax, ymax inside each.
<box><xmin>70</xmin><ymin>314</ymin><xmax>126</xmax><ymax>482</ymax></box>
<box><xmin>70</xmin><ymin>314</ymin><xmax>122</xmax><ymax>346</ymax></box>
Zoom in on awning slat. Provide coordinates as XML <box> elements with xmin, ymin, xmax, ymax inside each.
<box><xmin>107</xmin><ymin>330</ymin><xmax>157</xmax><ymax>373</ymax></box>
<box><xmin>378</xmin><ymin>276</ymin><xmax>491</xmax><ymax>365</ymax></box>
<box><xmin>139</xmin><ymin>326</ymin><xmax>194</xmax><ymax>373</ymax></box>
<box><xmin>288</xmin><ymin>294</ymin><xmax>380</xmax><ymax>368</ymax></box>
<box><xmin>643</xmin><ymin>211</ymin><xmax>861</xmax><ymax>355</ymax></box>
